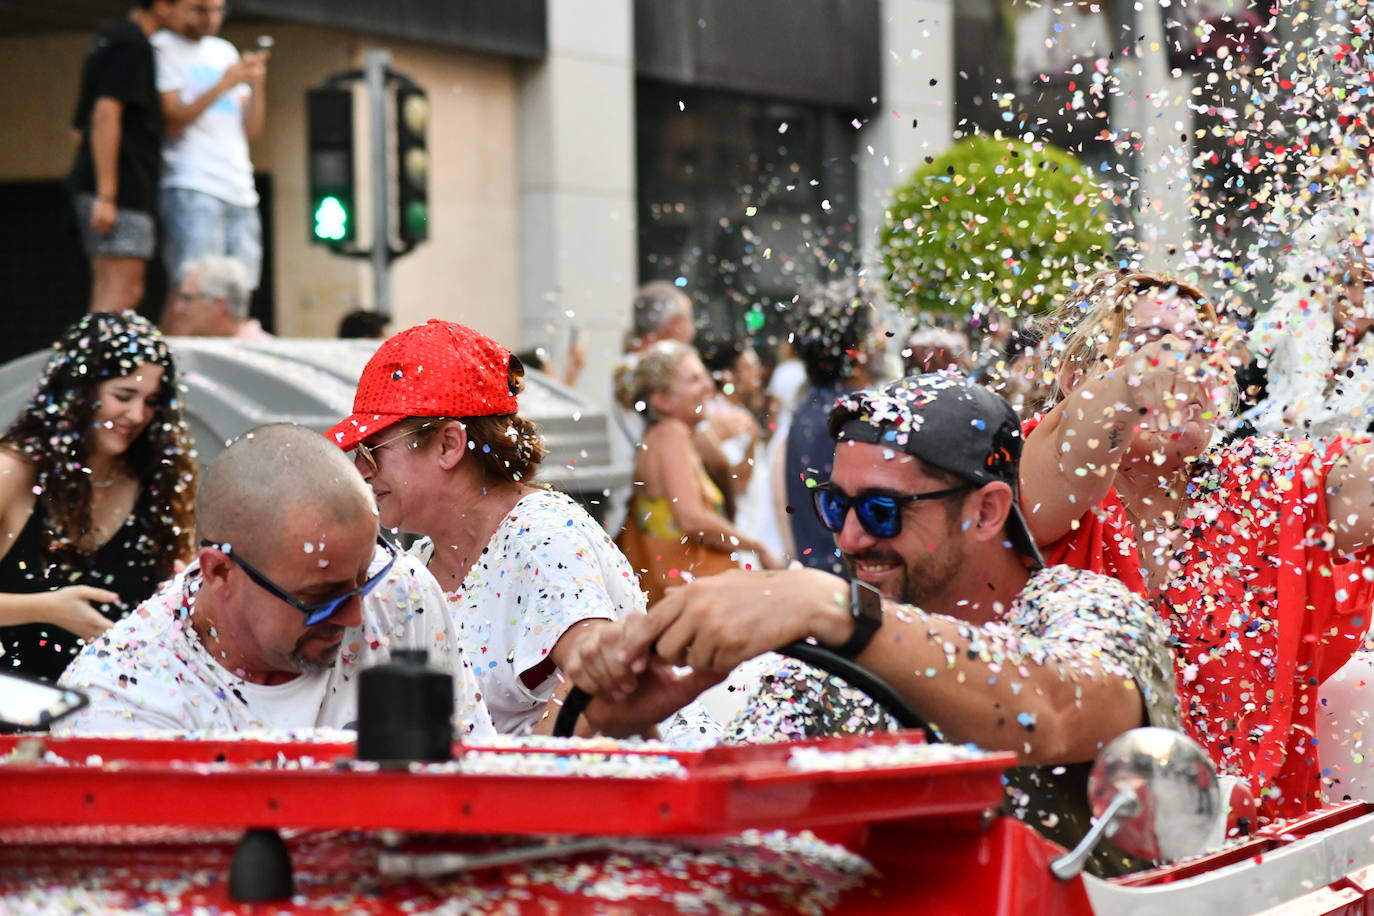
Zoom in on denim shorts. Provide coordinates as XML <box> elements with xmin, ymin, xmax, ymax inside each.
<box><xmin>160</xmin><ymin>186</ymin><xmax>262</xmax><ymax>286</ymax></box>
<box><xmin>74</xmin><ymin>194</ymin><xmax>156</xmax><ymax>259</ymax></box>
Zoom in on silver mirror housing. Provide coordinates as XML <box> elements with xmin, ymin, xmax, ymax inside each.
<box><xmin>1052</xmin><ymin>727</ymin><xmax>1222</xmax><ymax>880</ymax></box>
<box><xmin>1089</xmin><ymin>726</ymin><xmax>1221</xmax><ymax>862</ymax></box>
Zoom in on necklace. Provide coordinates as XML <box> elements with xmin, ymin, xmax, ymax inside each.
<box><xmin>90</xmin><ymin>469</ymin><xmax>121</xmax><ymax>488</ymax></box>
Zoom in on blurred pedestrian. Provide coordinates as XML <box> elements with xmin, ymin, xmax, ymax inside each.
<box><xmin>514</xmin><ymin>339</ymin><xmax>587</xmax><ymax>388</ymax></box>
<box><xmin>0</xmin><ymin>312</ymin><xmax>197</xmax><ymax>681</ymax></box>
<box><xmin>779</xmin><ymin>282</ymin><xmax>879</xmax><ymax>574</ymax></box>
<box><xmin>167</xmin><ymin>254</ymin><xmax>268</xmax><ymax>338</ymax></box>
<box><xmin>605</xmin><ymin>281</ymin><xmax>697</xmax><ymax>536</ymax></box>
<box><xmin>694</xmin><ymin>336</ymin><xmax>757</xmax><ymax>520</ymax></box>
<box><xmin>66</xmin><ymin>0</ymin><xmax>173</xmax><ymax>313</ymax></box>
<box><xmin>338</xmin><ymin>309</ymin><xmax>389</xmax><ymax>340</ymax></box>
<box><xmin>698</xmin><ymin>336</ymin><xmax>785</xmax><ymax>558</ymax></box>
<box><xmin>900</xmin><ymin>325</ymin><xmax>970</xmax><ymax>376</ymax></box>
<box><xmin>616</xmin><ymin>340</ymin><xmax>782</xmax><ymax>603</ymax></box>
<box><xmin>765</xmin><ymin>337</ymin><xmax>807</xmax><ymax>432</ymax></box>
<box><xmin>153</xmin><ymin>0</ymin><xmax>268</xmax><ymax>334</ymax></box>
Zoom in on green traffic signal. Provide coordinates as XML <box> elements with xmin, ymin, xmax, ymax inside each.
<box><xmin>402</xmin><ymin>201</ymin><xmax>428</xmax><ymax>241</ymax></box>
<box><xmin>313</xmin><ymin>196</ymin><xmax>349</xmax><ymax>242</ymax></box>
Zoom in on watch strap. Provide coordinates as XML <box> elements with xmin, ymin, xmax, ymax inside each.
<box><xmin>834</xmin><ymin>579</ymin><xmax>882</xmax><ymax>658</ymax></box>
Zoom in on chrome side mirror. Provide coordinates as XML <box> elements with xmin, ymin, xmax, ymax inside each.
<box><xmin>1052</xmin><ymin>727</ymin><xmax>1221</xmax><ymax>879</ymax></box>
<box><xmin>0</xmin><ymin>671</ymin><xmax>88</xmax><ymax>731</ymax></box>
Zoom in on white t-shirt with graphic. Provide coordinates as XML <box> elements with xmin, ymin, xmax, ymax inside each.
<box><xmin>57</xmin><ymin>548</ymin><xmax>494</xmax><ymax>737</ymax></box>
<box><xmin>410</xmin><ymin>489</ymin><xmax>641</xmax><ymax>736</ymax></box>
<box><xmin>152</xmin><ymin>31</ymin><xmax>258</xmax><ymax>207</ymax></box>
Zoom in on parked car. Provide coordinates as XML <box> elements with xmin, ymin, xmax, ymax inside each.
<box><xmin>0</xmin><ymin>337</ymin><xmax>627</xmax><ymax>524</ymax></box>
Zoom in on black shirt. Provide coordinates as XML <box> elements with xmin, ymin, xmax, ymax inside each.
<box><xmin>67</xmin><ymin>18</ymin><xmax>162</xmax><ymax>214</ymax></box>
<box><xmin>0</xmin><ymin>494</ymin><xmax>162</xmax><ymax>682</ymax></box>
<box><xmin>784</xmin><ymin>383</ymin><xmax>848</xmax><ymax>576</ymax></box>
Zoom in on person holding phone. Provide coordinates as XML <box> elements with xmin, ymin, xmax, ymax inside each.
<box><xmin>152</xmin><ymin>0</ymin><xmax>269</xmax><ymax>334</ymax></box>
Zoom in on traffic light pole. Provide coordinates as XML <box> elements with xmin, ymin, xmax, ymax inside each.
<box><xmin>307</xmin><ymin>51</ymin><xmax>427</xmax><ymax>317</ymax></box>
<box><xmin>364</xmin><ymin>48</ymin><xmax>393</xmax><ymax>318</ymax></box>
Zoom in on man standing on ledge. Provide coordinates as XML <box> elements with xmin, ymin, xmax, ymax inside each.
<box><xmin>564</xmin><ymin>372</ymin><xmax>1179</xmax><ymax>876</ymax></box>
<box><xmin>153</xmin><ymin>0</ymin><xmax>268</xmax><ymax>333</ymax></box>
<box><xmin>66</xmin><ymin>0</ymin><xmax>172</xmax><ymax>313</ymax></box>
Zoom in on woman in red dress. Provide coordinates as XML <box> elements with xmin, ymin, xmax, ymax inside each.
<box><xmin>1021</xmin><ymin>269</ymin><xmax>1374</xmax><ymax>821</ymax></box>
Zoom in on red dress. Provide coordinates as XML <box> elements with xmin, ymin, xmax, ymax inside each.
<box><xmin>1032</xmin><ymin>426</ymin><xmax>1373</xmax><ymax>820</ymax></box>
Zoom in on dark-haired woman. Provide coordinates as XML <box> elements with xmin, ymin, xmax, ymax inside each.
<box><xmin>329</xmin><ymin>319</ymin><xmax>671</xmax><ymax>736</ymax></box>
<box><xmin>0</xmin><ymin>311</ymin><xmax>197</xmax><ymax>681</ymax></box>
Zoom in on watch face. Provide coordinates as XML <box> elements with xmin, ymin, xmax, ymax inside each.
<box><xmin>851</xmin><ymin>579</ymin><xmax>883</xmax><ymax>623</ymax></box>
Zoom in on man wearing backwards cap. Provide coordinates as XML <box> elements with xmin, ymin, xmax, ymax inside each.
<box><xmin>564</xmin><ymin>371</ymin><xmax>1180</xmax><ymax>876</ymax></box>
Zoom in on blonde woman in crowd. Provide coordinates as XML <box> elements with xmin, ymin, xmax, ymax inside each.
<box><xmin>616</xmin><ymin>340</ymin><xmax>782</xmax><ymax>603</ymax></box>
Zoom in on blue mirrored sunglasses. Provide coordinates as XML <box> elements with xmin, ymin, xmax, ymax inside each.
<box><xmin>812</xmin><ymin>482</ymin><xmax>972</xmax><ymax>539</ymax></box>
<box><xmin>200</xmin><ymin>536</ymin><xmax>398</xmax><ymax>626</ymax></box>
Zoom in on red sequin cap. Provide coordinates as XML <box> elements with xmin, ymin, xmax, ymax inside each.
<box><xmin>325</xmin><ymin>319</ymin><xmax>519</xmax><ymax>451</ymax></box>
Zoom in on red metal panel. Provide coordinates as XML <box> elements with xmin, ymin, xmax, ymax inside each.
<box><xmin>845</xmin><ymin>815</ymin><xmax>1095</xmax><ymax>916</ymax></box>
<box><xmin>0</xmin><ymin>734</ymin><xmax>1015</xmax><ymax>838</ymax></box>
<box><xmin>0</xmin><ymin>733</ymin><xmax>1050</xmax><ymax>914</ymax></box>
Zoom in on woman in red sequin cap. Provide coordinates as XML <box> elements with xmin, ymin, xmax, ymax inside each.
<box><xmin>327</xmin><ymin>320</ymin><xmax>709</xmax><ymax>737</ymax></box>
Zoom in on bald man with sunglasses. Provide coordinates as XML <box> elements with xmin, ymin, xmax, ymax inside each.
<box><xmin>58</xmin><ymin>423</ymin><xmax>494</xmax><ymax>737</ymax></box>
<box><xmin>564</xmin><ymin>372</ymin><xmax>1179</xmax><ymax>876</ymax></box>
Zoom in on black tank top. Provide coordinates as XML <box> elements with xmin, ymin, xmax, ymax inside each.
<box><xmin>0</xmin><ymin>495</ymin><xmax>161</xmax><ymax>682</ymax></box>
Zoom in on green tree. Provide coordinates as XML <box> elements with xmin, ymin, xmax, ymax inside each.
<box><xmin>882</xmin><ymin>135</ymin><xmax>1111</xmax><ymax>318</ymax></box>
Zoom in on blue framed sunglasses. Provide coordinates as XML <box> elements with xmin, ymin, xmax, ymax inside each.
<box><xmin>812</xmin><ymin>482</ymin><xmax>972</xmax><ymax>539</ymax></box>
<box><xmin>201</xmin><ymin>536</ymin><xmax>399</xmax><ymax>626</ymax></box>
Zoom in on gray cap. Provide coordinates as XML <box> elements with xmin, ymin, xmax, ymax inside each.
<box><xmin>827</xmin><ymin>371</ymin><xmax>1044</xmax><ymax>566</ymax></box>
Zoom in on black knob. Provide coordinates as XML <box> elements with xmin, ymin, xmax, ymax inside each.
<box><xmin>356</xmin><ymin>648</ymin><xmax>453</xmax><ymax>764</ymax></box>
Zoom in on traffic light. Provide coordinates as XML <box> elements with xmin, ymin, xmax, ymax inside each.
<box><xmin>395</xmin><ymin>84</ymin><xmax>429</xmax><ymax>246</ymax></box>
<box><xmin>306</xmin><ymin>88</ymin><xmax>355</xmax><ymax>245</ymax></box>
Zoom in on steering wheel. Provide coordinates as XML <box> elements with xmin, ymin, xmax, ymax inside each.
<box><xmin>552</xmin><ymin>640</ymin><xmax>940</xmax><ymax>742</ymax></box>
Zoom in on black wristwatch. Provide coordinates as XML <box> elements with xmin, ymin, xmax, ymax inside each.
<box><xmin>833</xmin><ymin>578</ymin><xmax>883</xmax><ymax>659</ymax></box>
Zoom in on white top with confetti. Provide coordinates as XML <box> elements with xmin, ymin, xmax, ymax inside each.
<box><xmin>55</xmin><ymin>547</ymin><xmax>495</xmax><ymax>737</ymax></box>
<box><xmin>411</xmin><ymin>489</ymin><xmax>643</xmax><ymax>735</ymax></box>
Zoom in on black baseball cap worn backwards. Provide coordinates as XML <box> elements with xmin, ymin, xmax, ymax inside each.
<box><xmin>826</xmin><ymin>370</ymin><xmax>1045</xmax><ymax>567</ymax></box>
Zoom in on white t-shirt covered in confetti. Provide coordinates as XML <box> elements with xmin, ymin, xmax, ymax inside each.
<box><xmin>57</xmin><ymin>547</ymin><xmax>495</xmax><ymax>737</ymax></box>
<box><xmin>410</xmin><ymin>488</ymin><xmax>643</xmax><ymax>735</ymax></box>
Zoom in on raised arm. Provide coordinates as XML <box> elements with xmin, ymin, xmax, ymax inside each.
<box><xmin>1325</xmin><ymin>442</ymin><xmax>1374</xmax><ymax>556</ymax></box>
<box><xmin>161</xmin><ymin>56</ymin><xmax>258</xmax><ymax>138</ymax></box>
<box><xmin>567</xmin><ymin>569</ymin><xmax>1148</xmax><ymax>763</ymax></box>
<box><xmin>1020</xmin><ymin>335</ymin><xmax>1220</xmax><ymax>544</ymax></box>
<box><xmin>1020</xmin><ymin>379</ymin><xmax>1138</xmax><ymax>544</ymax></box>
<box><xmin>241</xmin><ymin>51</ymin><xmax>267</xmax><ymax>140</ymax></box>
